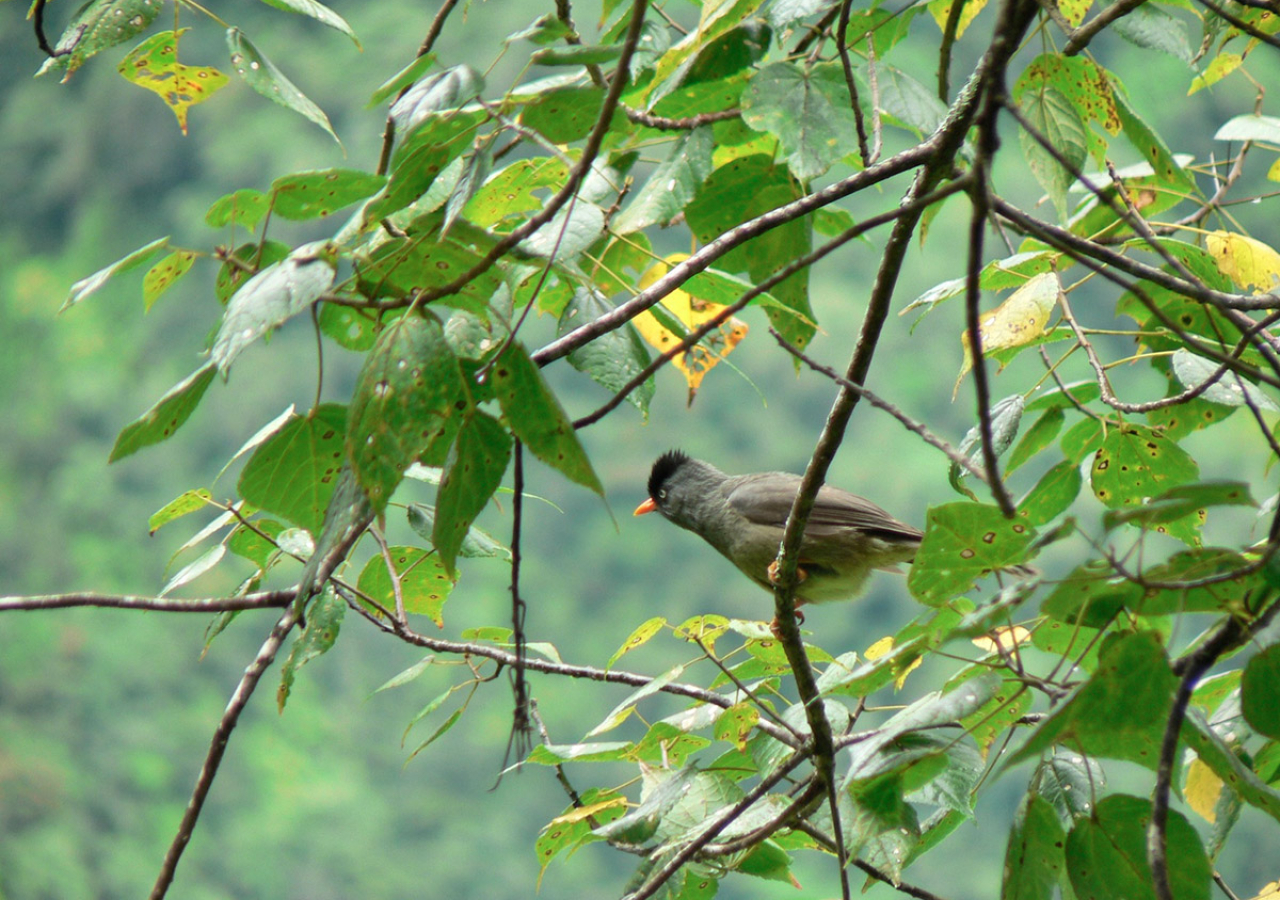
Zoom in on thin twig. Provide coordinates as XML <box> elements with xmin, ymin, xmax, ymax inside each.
<box><xmin>149</xmin><ymin>605</ymin><xmax>302</xmax><ymax>900</ymax></box>
<box><xmin>836</xmin><ymin>0</ymin><xmax>871</xmax><ymax>165</ymax></box>
<box><xmin>770</xmin><ymin>328</ymin><xmax>990</xmax><ymax>482</ymax></box>
<box><xmin>0</xmin><ymin>590</ymin><xmax>295</xmax><ymax>613</ymax></box>
<box><xmin>1062</xmin><ymin>0</ymin><xmax>1150</xmax><ymax>55</ymax></box>
<box><xmin>622</xmin><ymin>107</ymin><xmax>741</xmax><ymax>129</ymax></box>
<box><xmin>375</xmin><ymin>0</ymin><xmax>460</xmax><ymax>176</ymax></box>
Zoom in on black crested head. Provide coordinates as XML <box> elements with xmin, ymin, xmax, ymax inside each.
<box><xmin>648</xmin><ymin>450</ymin><xmax>691</xmax><ymax>502</ymax></box>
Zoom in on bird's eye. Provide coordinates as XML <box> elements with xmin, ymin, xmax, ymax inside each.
<box><xmin>657</xmin><ymin>489</ymin><xmax>667</xmax><ymax>500</ymax></box>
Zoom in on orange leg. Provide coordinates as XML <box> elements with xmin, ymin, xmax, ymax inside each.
<box><xmin>766</xmin><ymin>561</ymin><xmax>808</xmax><ymax>636</ymax></box>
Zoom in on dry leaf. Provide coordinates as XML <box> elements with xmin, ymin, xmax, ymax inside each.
<box><xmin>633</xmin><ymin>254</ymin><xmax>748</xmax><ymax>405</ymax></box>
<box><xmin>972</xmin><ymin>625</ymin><xmax>1032</xmax><ymax>653</ymax></box>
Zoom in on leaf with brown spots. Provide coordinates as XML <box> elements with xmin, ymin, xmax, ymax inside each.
<box><xmin>356</xmin><ymin>546</ymin><xmax>456</xmax><ymax>626</ymax></box>
<box><xmin>117</xmin><ymin>30</ymin><xmax>229</xmax><ymax>135</ymax></box>
<box><xmin>346</xmin><ymin>312</ymin><xmax>469</xmax><ymax>513</ymax></box>
<box><xmin>143</xmin><ymin>250</ymin><xmax>196</xmax><ymax>310</ymax></box>
<box><xmin>1090</xmin><ymin>423</ymin><xmax>1199</xmax><ymax>523</ymax></box>
<box><xmin>491</xmin><ymin>342</ymin><xmax>603</xmax><ymax>495</ymax></box>
<box><xmin>955</xmin><ymin>272</ymin><xmax>1059</xmax><ymax>398</ymax></box>
<box><xmin>270</xmin><ymin>168</ymin><xmax>386</xmax><ymax>221</ymax></box>
<box><xmin>238</xmin><ymin>404</ymin><xmax>347</xmax><ymax>537</ymax></box>
<box><xmin>432</xmin><ymin>410</ymin><xmax>511</xmax><ymax>576</ymax></box>
<box><xmin>277</xmin><ymin>587</ymin><xmax>344</xmax><ymax>711</ymax></box>
<box><xmin>907</xmin><ymin>502</ymin><xmax>1038</xmax><ymax>606</ymax></box>
<box><xmin>110</xmin><ymin>363</ymin><xmax>217</xmax><ymax>462</ymax></box>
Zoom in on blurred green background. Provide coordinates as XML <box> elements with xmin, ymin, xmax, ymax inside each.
<box><xmin>3</xmin><ymin>2</ymin><xmax>1280</xmax><ymax>898</ymax></box>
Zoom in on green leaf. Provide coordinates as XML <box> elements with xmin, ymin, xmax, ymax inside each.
<box><xmin>368</xmin><ymin>110</ymin><xmax>487</xmax><ymax>221</ymax></box>
<box><xmin>520</xmin><ymin>87</ymin><xmax>610</xmax><ymax>143</ymax></box>
<box><xmin>606</xmin><ymin>617</ymin><xmax>668</xmax><ymax>668</ymax></box>
<box><xmin>216</xmin><ymin>241</ymin><xmax>290</xmax><ymax>304</ymax></box>
<box><xmin>206</xmin><ymin>189</ymin><xmax>271</xmax><ymax>230</ymax></box>
<box><xmin>345</xmin><ymin>313</ymin><xmax>469</xmax><ymax>513</ymax></box>
<box><xmin>558</xmin><ymin>289</ymin><xmax>654</xmax><ymax>418</ymax></box>
<box><xmin>1066</xmin><ymin>795</ymin><xmax>1210</xmax><ymax>900</ymax></box>
<box><xmin>1007</xmin><ymin>408</ymin><xmax>1064</xmax><ymax>474</ymax></box>
<box><xmin>952</xmin><ymin>395</ymin><xmax>1025</xmax><ymax>492</ymax></box>
<box><xmin>1002</xmin><ymin>794</ymin><xmax>1066</xmax><ymax>900</ymax></box>
<box><xmin>149</xmin><ymin>489</ymin><xmax>214</xmax><ymax>534</ymax></box>
<box><xmin>527</xmin><ymin>741</ymin><xmax>633</xmax><ymax>764</ymax></box>
<box><xmin>1103</xmin><ymin>482</ymin><xmax>1255</xmax><ymax>534</ymax></box>
<box><xmin>142</xmin><ymin>251</ymin><xmax>196</xmax><ymax>311</ymax></box>
<box><xmin>908</xmin><ymin>503</ymin><xmax>1037</xmax><ymax>605</ymax></box>
<box><xmin>1026</xmin><ymin>379</ymin><xmax>1101</xmax><ymax>412</ymax></box>
<box><xmin>875</xmin><ymin>64</ymin><xmax>949</xmax><ymax>135</ymax></box>
<box><xmin>1008</xmin><ymin>632</ymin><xmax>1176</xmax><ymax>771</ymax></box>
<box><xmin>227</xmin><ymin>28</ymin><xmax>340</xmax><ymax>144</ymax></box>
<box><xmin>254</xmin><ymin>0</ymin><xmax>360</xmax><ymax>47</ymax></box>
<box><xmin>531</xmin><ymin>44</ymin><xmax>624</xmax><ymax>66</ymax></box>
<box><xmin>355</xmin><ymin>237</ymin><xmax>501</xmax><ymax>315</ymax></box>
<box><xmin>63</xmin><ymin>236</ymin><xmax>171</xmax><ymax>312</ymax></box>
<box><xmin>36</xmin><ymin>0</ymin><xmax>163</xmax><ymax>78</ymax></box>
<box><xmin>464</xmin><ymin>156</ymin><xmax>569</xmax><ymax>228</ymax></box>
<box><xmin>318</xmin><ymin>301</ymin><xmax>380</xmax><ymax>351</ymax></box>
<box><xmin>433</xmin><ymin>410</ymin><xmax>512</xmax><ymax>575</ymax></box>
<box><xmin>296</xmin><ymin>463</ymin><xmax>374</xmax><ymax>597</ymax></box>
<box><xmin>270</xmin><ymin>169</ymin><xmax>386</xmax><ymax>221</ymax></box>
<box><xmin>210</xmin><ymin>241</ymin><xmax>335</xmax><ymax>374</ymax></box>
<box><xmin>1112</xmin><ymin>4</ymin><xmax>1192</xmax><ymax>62</ymax></box>
<box><xmin>741</xmin><ymin>62</ymin><xmax>861</xmax><ymax>182</ymax></box>
<box><xmin>685</xmin><ymin>154</ymin><xmax>815</xmax><ymax>351</ymax></box>
<box><xmin>1113</xmin><ymin>88</ymin><xmax>1196</xmax><ymax>195</ymax></box>
<box><xmin>367</xmin><ymin>53</ymin><xmax>437</xmax><ymax>107</ymax></box>
<box><xmin>613</xmin><ymin>127</ymin><xmax>714</xmax><ymax>234</ymax></box>
<box><xmin>1172</xmin><ymin>350</ymin><xmax>1279</xmax><ymax>410</ymax></box>
<box><xmin>407</xmin><ymin>504</ymin><xmax>511</xmax><ymax>562</ymax></box>
<box><xmin>1091</xmin><ymin>423</ymin><xmax>1199</xmax><ymax>510</ymax></box>
<box><xmin>237</xmin><ymin>404</ymin><xmax>347</xmax><ymax>537</ymax></box>
<box><xmin>1041</xmin><ymin>561</ymin><xmax>1139</xmax><ymax>626</ymax></box>
<box><xmin>110</xmin><ymin>364</ymin><xmax>217</xmax><ymax>462</ymax></box>
<box><xmin>160</xmin><ymin>544</ymin><xmax>227</xmax><ymax>596</ymax></box>
<box><xmin>389</xmin><ymin>65</ymin><xmax>485</xmax><ymax>131</ymax></box>
<box><xmin>276</xmin><ymin>591</ymin><xmax>345</xmax><ymax>711</ymax></box>
<box><xmin>356</xmin><ymin>547</ymin><xmax>456</xmax><ymax>625</ymax></box>
<box><xmin>1243</xmin><ymin>645</ymin><xmax>1280</xmax><ymax>739</ymax></box>
<box><xmin>227</xmin><ymin>519</ymin><xmax>286</xmax><ymax>570</ymax></box>
<box><xmin>1018</xmin><ymin>84</ymin><xmax>1088</xmax><ymax>221</ymax></box>
<box><xmin>491</xmin><ymin>342</ymin><xmax>603</xmax><ymax>494</ymax></box>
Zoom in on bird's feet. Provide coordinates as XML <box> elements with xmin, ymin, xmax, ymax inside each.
<box><xmin>766</xmin><ymin>559</ymin><xmax>808</xmax><ymax>586</ymax></box>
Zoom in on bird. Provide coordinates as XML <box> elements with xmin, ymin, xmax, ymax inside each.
<box><xmin>634</xmin><ymin>450</ymin><xmax>923</xmax><ymax>616</ymax></box>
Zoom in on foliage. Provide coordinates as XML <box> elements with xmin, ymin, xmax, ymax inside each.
<box><xmin>8</xmin><ymin>0</ymin><xmax>1280</xmax><ymax>899</ymax></box>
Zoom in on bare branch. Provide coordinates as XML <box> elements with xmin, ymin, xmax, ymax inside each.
<box><xmin>149</xmin><ymin>605</ymin><xmax>303</xmax><ymax>900</ymax></box>
<box><xmin>0</xmin><ymin>590</ymin><xmax>294</xmax><ymax>613</ymax></box>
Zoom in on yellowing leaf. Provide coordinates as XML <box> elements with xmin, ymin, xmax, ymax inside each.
<box><xmin>955</xmin><ymin>271</ymin><xmax>1060</xmax><ymax>399</ymax></box>
<box><xmin>864</xmin><ymin>636</ymin><xmax>921</xmax><ymax>689</ymax></box>
<box><xmin>1207</xmin><ymin>231</ymin><xmax>1280</xmax><ymax>292</ymax></box>
<box><xmin>547</xmin><ymin>795</ymin><xmax>629</xmax><ymax>826</ymax></box>
<box><xmin>972</xmin><ymin>625</ymin><xmax>1032</xmax><ymax>653</ymax></box>
<box><xmin>118</xmin><ymin>30</ymin><xmax>228</xmax><ymax>134</ymax></box>
<box><xmin>928</xmin><ymin>0</ymin><xmax>989</xmax><ymax>37</ymax></box>
<box><xmin>1268</xmin><ymin>158</ymin><xmax>1280</xmax><ymax>183</ymax></box>
<box><xmin>1189</xmin><ymin>53</ymin><xmax>1244</xmax><ymax>95</ymax></box>
<box><xmin>1058</xmin><ymin>0</ymin><xmax>1093</xmax><ymax>26</ymax></box>
<box><xmin>634</xmin><ymin>255</ymin><xmax>749</xmax><ymax>405</ymax></box>
<box><xmin>1249</xmin><ymin>881</ymin><xmax>1280</xmax><ymax>900</ymax></box>
<box><xmin>1185</xmin><ymin>756</ymin><xmax>1224</xmax><ymax>823</ymax></box>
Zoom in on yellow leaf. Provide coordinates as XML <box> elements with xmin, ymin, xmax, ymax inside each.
<box><xmin>547</xmin><ymin>795</ymin><xmax>629</xmax><ymax>826</ymax></box>
<box><xmin>1207</xmin><ymin>231</ymin><xmax>1280</xmax><ymax>292</ymax></box>
<box><xmin>1057</xmin><ymin>0</ymin><xmax>1093</xmax><ymax>26</ymax></box>
<box><xmin>954</xmin><ymin>271</ymin><xmax>1060</xmax><ymax>399</ymax></box>
<box><xmin>865</xmin><ymin>636</ymin><xmax>895</xmax><ymax>660</ymax></box>
<box><xmin>118</xmin><ymin>30</ymin><xmax>228</xmax><ymax>135</ymax></box>
<box><xmin>1268</xmin><ymin>158</ymin><xmax>1280</xmax><ymax>183</ymax></box>
<box><xmin>927</xmin><ymin>0</ymin><xmax>989</xmax><ymax>37</ymax></box>
<box><xmin>1249</xmin><ymin>881</ymin><xmax>1280</xmax><ymax>900</ymax></box>
<box><xmin>1189</xmin><ymin>53</ymin><xmax>1244</xmax><ymax>95</ymax></box>
<box><xmin>634</xmin><ymin>255</ymin><xmax>749</xmax><ymax>405</ymax></box>
<box><xmin>1185</xmin><ymin>757</ymin><xmax>1223</xmax><ymax>823</ymax></box>
<box><xmin>971</xmin><ymin>625</ymin><xmax>1032</xmax><ymax>653</ymax></box>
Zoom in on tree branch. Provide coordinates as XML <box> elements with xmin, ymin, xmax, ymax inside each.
<box><xmin>149</xmin><ymin>604</ymin><xmax>303</xmax><ymax>900</ymax></box>
<box><xmin>0</xmin><ymin>590</ymin><xmax>294</xmax><ymax>613</ymax></box>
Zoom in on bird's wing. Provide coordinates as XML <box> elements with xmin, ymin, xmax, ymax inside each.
<box><xmin>725</xmin><ymin>474</ymin><xmax>922</xmax><ymax>542</ymax></box>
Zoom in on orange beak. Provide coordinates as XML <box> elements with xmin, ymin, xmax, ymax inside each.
<box><xmin>633</xmin><ymin>497</ymin><xmax>658</xmax><ymax>516</ymax></box>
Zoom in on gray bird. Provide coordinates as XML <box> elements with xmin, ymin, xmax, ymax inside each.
<box><xmin>634</xmin><ymin>451</ymin><xmax>922</xmax><ymax>611</ymax></box>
